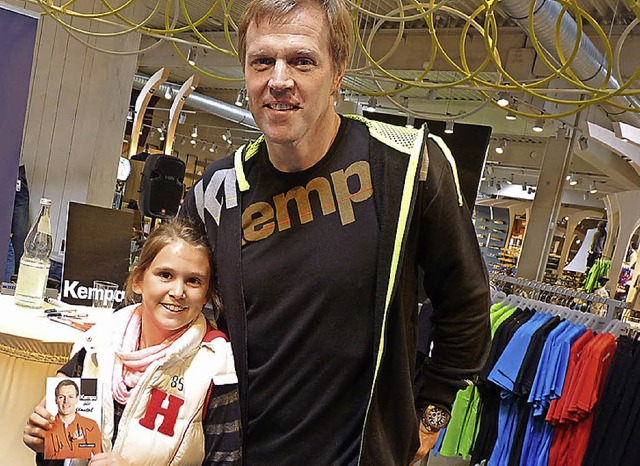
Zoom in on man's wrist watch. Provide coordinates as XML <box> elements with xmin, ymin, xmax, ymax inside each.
<box><xmin>420</xmin><ymin>405</ymin><xmax>451</xmax><ymax>432</ymax></box>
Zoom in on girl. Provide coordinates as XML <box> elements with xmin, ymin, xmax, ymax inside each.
<box><xmin>23</xmin><ymin>218</ymin><xmax>241</xmax><ymax>465</ymax></box>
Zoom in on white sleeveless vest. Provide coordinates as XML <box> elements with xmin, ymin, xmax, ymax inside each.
<box><xmin>71</xmin><ymin>305</ymin><xmax>238</xmax><ymax>465</ymax></box>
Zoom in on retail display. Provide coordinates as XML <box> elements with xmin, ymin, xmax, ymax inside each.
<box><xmin>433</xmin><ymin>274</ymin><xmax>636</xmax><ymax>466</ymax></box>
<box><xmin>14</xmin><ymin>198</ymin><xmax>52</xmax><ymax>308</ymax></box>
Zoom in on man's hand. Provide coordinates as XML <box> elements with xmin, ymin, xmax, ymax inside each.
<box><xmin>89</xmin><ymin>452</ymin><xmax>132</xmax><ymax>465</ymax></box>
<box><xmin>23</xmin><ymin>397</ymin><xmax>54</xmax><ymax>453</ymax></box>
<box><xmin>409</xmin><ymin>422</ymin><xmax>440</xmax><ymax>466</ymax></box>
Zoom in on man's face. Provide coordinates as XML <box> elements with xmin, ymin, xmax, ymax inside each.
<box><xmin>56</xmin><ymin>385</ymin><xmax>78</xmax><ymax>416</ymax></box>
<box><xmin>244</xmin><ymin>5</ymin><xmax>344</xmax><ymax>148</ymax></box>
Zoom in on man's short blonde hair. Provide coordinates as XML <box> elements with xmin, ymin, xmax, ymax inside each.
<box><xmin>237</xmin><ymin>0</ymin><xmax>353</xmax><ymax>75</ymax></box>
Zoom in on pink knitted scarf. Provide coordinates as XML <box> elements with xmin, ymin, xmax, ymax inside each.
<box><xmin>112</xmin><ymin>306</ymin><xmax>187</xmax><ymax>404</ymax></box>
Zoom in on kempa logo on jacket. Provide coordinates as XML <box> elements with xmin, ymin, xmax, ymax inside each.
<box><xmin>193</xmin><ymin>160</ymin><xmax>374</xmax><ymax>243</ymax></box>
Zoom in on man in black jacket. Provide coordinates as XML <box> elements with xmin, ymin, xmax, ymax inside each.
<box><xmin>181</xmin><ymin>0</ymin><xmax>491</xmax><ymax>464</ymax></box>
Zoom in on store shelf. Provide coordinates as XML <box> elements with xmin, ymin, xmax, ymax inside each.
<box><xmin>475</xmin><ymin>205</ymin><xmax>510</xmax><ymax>272</ymax></box>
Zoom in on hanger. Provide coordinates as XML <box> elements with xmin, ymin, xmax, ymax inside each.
<box><xmin>602</xmin><ymin>319</ymin><xmax>631</xmax><ymax>338</ymax></box>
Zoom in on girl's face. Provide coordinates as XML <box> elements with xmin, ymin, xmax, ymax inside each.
<box><xmin>133</xmin><ymin>240</ymin><xmax>211</xmax><ymax>347</ymax></box>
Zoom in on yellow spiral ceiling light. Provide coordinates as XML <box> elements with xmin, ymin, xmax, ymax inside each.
<box><xmin>30</xmin><ymin>0</ymin><xmax>640</xmax><ymax>120</ymax></box>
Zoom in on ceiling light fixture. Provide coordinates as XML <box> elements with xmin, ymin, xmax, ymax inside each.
<box><xmin>532</xmin><ymin>118</ymin><xmax>544</xmax><ymax>133</ymax></box>
<box><xmin>590</xmin><ymin>181</ymin><xmax>598</xmax><ymax>194</ymax></box>
<box><xmin>496</xmin><ymin>93</ymin><xmax>510</xmax><ymax>107</ymax></box>
<box><xmin>495</xmin><ymin>138</ymin><xmax>507</xmax><ymax>154</ymax></box>
<box><xmin>191</xmin><ymin>125</ymin><xmax>198</xmax><ymax>138</ymax></box>
<box><xmin>178</xmin><ymin>112</ymin><xmax>187</xmax><ymax>125</ymax></box>
<box><xmin>364</xmin><ymin>96</ymin><xmax>377</xmax><ymax>112</ymax></box>
<box><xmin>444</xmin><ymin>120</ymin><xmax>454</xmax><ymax>134</ymax></box>
<box><xmin>187</xmin><ymin>46</ymin><xmax>198</xmax><ymax>66</ymax></box>
<box><xmin>222</xmin><ymin>129</ymin><xmax>232</xmax><ymax>143</ymax></box>
<box><xmin>209</xmin><ymin>143</ymin><xmax>217</xmax><ymax>153</ymax></box>
<box><xmin>406</xmin><ymin>115</ymin><xmax>415</xmax><ymax>129</ymax></box>
<box><xmin>568</xmin><ymin>174</ymin><xmax>578</xmax><ymax>186</ymax></box>
<box><xmin>235</xmin><ymin>88</ymin><xmax>246</xmax><ymax>107</ymax></box>
<box><xmin>164</xmin><ymin>87</ymin><xmax>173</xmax><ymax>100</ymax></box>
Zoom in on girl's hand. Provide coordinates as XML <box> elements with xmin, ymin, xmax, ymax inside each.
<box><xmin>22</xmin><ymin>397</ymin><xmax>54</xmax><ymax>453</ymax></box>
<box><xmin>89</xmin><ymin>452</ymin><xmax>132</xmax><ymax>466</ymax></box>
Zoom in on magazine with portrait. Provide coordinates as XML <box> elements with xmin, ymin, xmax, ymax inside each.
<box><xmin>44</xmin><ymin>377</ymin><xmax>102</xmax><ymax>460</ymax></box>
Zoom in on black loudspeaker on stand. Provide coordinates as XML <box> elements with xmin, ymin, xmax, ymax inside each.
<box><xmin>139</xmin><ymin>155</ymin><xmax>186</xmax><ymax>219</ymax></box>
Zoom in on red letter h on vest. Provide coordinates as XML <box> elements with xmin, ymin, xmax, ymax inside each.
<box><xmin>139</xmin><ymin>388</ymin><xmax>185</xmax><ymax>436</ymax></box>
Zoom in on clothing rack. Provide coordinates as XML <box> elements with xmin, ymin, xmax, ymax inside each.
<box><xmin>490</xmin><ymin>272</ymin><xmax>630</xmax><ymax>321</ymax></box>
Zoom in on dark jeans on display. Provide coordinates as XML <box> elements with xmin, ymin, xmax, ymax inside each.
<box><xmin>4</xmin><ymin>241</ymin><xmax>14</xmax><ymax>282</ymax></box>
<box><xmin>11</xmin><ymin>165</ymin><xmax>29</xmax><ymax>274</ymax></box>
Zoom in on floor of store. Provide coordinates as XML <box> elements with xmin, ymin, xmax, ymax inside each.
<box><xmin>426</xmin><ymin>453</ymin><xmax>470</xmax><ymax>466</ymax></box>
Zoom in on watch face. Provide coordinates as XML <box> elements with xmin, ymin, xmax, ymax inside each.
<box><xmin>117</xmin><ymin>156</ymin><xmax>132</xmax><ymax>181</ymax></box>
<box><xmin>425</xmin><ymin>406</ymin><xmax>450</xmax><ymax>429</ymax></box>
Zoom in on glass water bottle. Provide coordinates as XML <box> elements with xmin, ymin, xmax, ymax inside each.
<box><xmin>15</xmin><ymin>198</ymin><xmax>53</xmax><ymax>307</ymax></box>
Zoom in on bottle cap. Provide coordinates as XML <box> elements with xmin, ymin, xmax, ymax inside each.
<box><xmin>40</xmin><ymin>198</ymin><xmax>52</xmax><ymax>206</ymax></box>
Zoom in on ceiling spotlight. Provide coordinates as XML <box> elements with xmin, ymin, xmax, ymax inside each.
<box><xmin>444</xmin><ymin>120</ymin><xmax>454</xmax><ymax>134</ymax></box>
<box><xmin>496</xmin><ymin>93</ymin><xmax>510</xmax><ymax>107</ymax></box>
<box><xmin>180</xmin><ymin>137</ymin><xmax>186</xmax><ymax>145</ymax></box>
<box><xmin>621</xmin><ymin>137</ymin><xmax>629</xmax><ymax>142</ymax></box>
<box><xmin>235</xmin><ymin>88</ymin><xmax>246</xmax><ymax>107</ymax></box>
<box><xmin>427</xmin><ymin>89</ymin><xmax>438</xmax><ymax>101</ymax></box>
<box><xmin>406</xmin><ymin>115</ymin><xmax>415</xmax><ymax>129</ymax></box>
<box><xmin>190</xmin><ymin>138</ymin><xmax>197</xmax><ymax>145</ymax></box>
<box><xmin>496</xmin><ymin>181</ymin><xmax>502</xmax><ymax>191</ymax></box>
<box><xmin>209</xmin><ymin>143</ymin><xmax>217</xmax><ymax>153</ymax></box>
<box><xmin>191</xmin><ymin>125</ymin><xmax>198</xmax><ymax>138</ymax></box>
<box><xmin>527</xmin><ymin>186</ymin><xmax>535</xmax><ymax>194</ymax></box>
<box><xmin>495</xmin><ymin>139</ymin><xmax>507</xmax><ymax>155</ymax></box>
<box><xmin>157</xmin><ymin>122</ymin><xmax>166</xmax><ymax>133</ymax></box>
<box><xmin>164</xmin><ymin>87</ymin><xmax>173</xmax><ymax>100</ymax></box>
<box><xmin>506</xmin><ymin>173</ymin><xmax>514</xmax><ymax>185</ymax></box>
<box><xmin>522</xmin><ymin>181</ymin><xmax>528</xmax><ymax>191</ymax></box>
<box><xmin>364</xmin><ymin>96</ymin><xmax>377</xmax><ymax>112</ymax></box>
<box><xmin>222</xmin><ymin>129</ymin><xmax>232</xmax><ymax>143</ymax></box>
<box><xmin>127</xmin><ymin>108</ymin><xmax>134</xmax><ymax>121</ymax></box>
<box><xmin>579</xmin><ymin>136</ymin><xmax>589</xmax><ymax>151</ymax></box>
<box><xmin>489</xmin><ymin>178</ymin><xmax>495</xmax><ymax>188</ymax></box>
<box><xmin>202</xmin><ymin>142</ymin><xmax>207</xmax><ymax>152</ymax></box>
<box><xmin>159</xmin><ymin>132</ymin><xmax>165</xmax><ymax>142</ymax></box>
<box><xmin>590</xmin><ymin>181</ymin><xmax>598</xmax><ymax>194</ymax></box>
<box><xmin>567</xmin><ymin>174</ymin><xmax>578</xmax><ymax>186</ymax></box>
<box><xmin>187</xmin><ymin>46</ymin><xmax>198</xmax><ymax>66</ymax></box>
<box><xmin>532</xmin><ymin>118</ymin><xmax>544</xmax><ymax>133</ymax></box>
<box><xmin>178</xmin><ymin>112</ymin><xmax>187</xmax><ymax>125</ymax></box>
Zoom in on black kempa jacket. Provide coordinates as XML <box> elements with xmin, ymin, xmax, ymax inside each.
<box><xmin>181</xmin><ymin>116</ymin><xmax>491</xmax><ymax>465</ymax></box>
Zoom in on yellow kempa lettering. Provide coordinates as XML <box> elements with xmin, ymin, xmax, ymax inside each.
<box><xmin>242</xmin><ymin>160</ymin><xmax>373</xmax><ymax>242</ymax></box>
<box><xmin>242</xmin><ymin>201</ymin><xmax>275</xmax><ymax>242</ymax></box>
<box><xmin>273</xmin><ymin>177</ymin><xmax>335</xmax><ymax>231</ymax></box>
<box><xmin>330</xmin><ymin>161</ymin><xmax>373</xmax><ymax>225</ymax></box>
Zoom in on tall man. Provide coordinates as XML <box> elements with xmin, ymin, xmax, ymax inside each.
<box><xmin>181</xmin><ymin>0</ymin><xmax>491</xmax><ymax>464</ymax></box>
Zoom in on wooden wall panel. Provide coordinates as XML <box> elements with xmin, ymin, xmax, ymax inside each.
<box><xmin>12</xmin><ymin>0</ymin><xmax>141</xmax><ymax>251</ymax></box>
